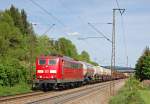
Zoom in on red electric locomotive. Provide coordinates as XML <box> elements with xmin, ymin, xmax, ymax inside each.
<box><xmin>34</xmin><ymin>55</ymin><xmax>83</xmax><ymax>90</ymax></box>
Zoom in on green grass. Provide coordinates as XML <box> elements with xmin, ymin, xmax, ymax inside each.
<box><xmin>109</xmin><ymin>89</ymin><xmax>144</xmax><ymax>104</ymax></box>
<box><xmin>109</xmin><ymin>77</ymin><xmax>146</xmax><ymax>104</ymax></box>
<box><xmin>139</xmin><ymin>90</ymin><xmax>150</xmax><ymax>104</ymax></box>
<box><xmin>0</xmin><ymin>83</ymin><xmax>32</xmax><ymax>96</ymax></box>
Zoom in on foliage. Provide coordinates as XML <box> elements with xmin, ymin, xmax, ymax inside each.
<box><xmin>109</xmin><ymin>77</ymin><xmax>145</xmax><ymax>104</ymax></box>
<box><xmin>135</xmin><ymin>47</ymin><xmax>150</xmax><ymax>81</ymax></box>
<box><xmin>0</xmin><ymin>6</ymin><xmax>35</xmax><ymax>87</ymax></box>
<box><xmin>54</xmin><ymin>37</ymin><xmax>78</xmax><ymax>59</ymax></box>
<box><xmin>77</xmin><ymin>51</ymin><xmax>99</xmax><ymax>65</ymax></box>
<box><xmin>0</xmin><ymin>58</ymin><xmax>29</xmax><ymax>87</ymax></box>
<box><xmin>89</xmin><ymin>61</ymin><xmax>99</xmax><ymax>66</ymax></box>
<box><xmin>78</xmin><ymin>51</ymin><xmax>90</xmax><ymax>62</ymax></box>
<box><xmin>139</xmin><ymin>90</ymin><xmax>150</xmax><ymax>104</ymax></box>
<box><xmin>6</xmin><ymin>5</ymin><xmax>33</xmax><ymax>35</ymax></box>
<box><xmin>36</xmin><ymin>35</ymin><xmax>52</xmax><ymax>55</ymax></box>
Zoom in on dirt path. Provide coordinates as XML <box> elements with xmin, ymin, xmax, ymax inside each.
<box><xmin>65</xmin><ymin>79</ymin><xmax>125</xmax><ymax>104</ymax></box>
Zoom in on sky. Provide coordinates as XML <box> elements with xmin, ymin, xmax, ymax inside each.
<box><xmin>0</xmin><ymin>0</ymin><xmax>150</xmax><ymax>67</ymax></box>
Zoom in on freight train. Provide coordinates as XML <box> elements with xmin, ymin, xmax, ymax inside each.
<box><xmin>33</xmin><ymin>55</ymin><xmax>125</xmax><ymax>90</ymax></box>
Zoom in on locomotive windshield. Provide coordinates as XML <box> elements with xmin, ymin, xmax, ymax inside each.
<box><xmin>39</xmin><ymin>59</ymin><xmax>46</xmax><ymax>65</ymax></box>
<box><xmin>49</xmin><ymin>59</ymin><xmax>56</xmax><ymax>65</ymax></box>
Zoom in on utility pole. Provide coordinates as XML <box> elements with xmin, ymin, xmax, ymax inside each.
<box><xmin>127</xmin><ymin>56</ymin><xmax>128</xmax><ymax>67</ymax></box>
<box><xmin>110</xmin><ymin>8</ymin><xmax>125</xmax><ymax>96</ymax></box>
<box><xmin>29</xmin><ymin>33</ymin><xmax>33</xmax><ymax>85</ymax></box>
<box><xmin>29</xmin><ymin>23</ymin><xmax>36</xmax><ymax>85</ymax></box>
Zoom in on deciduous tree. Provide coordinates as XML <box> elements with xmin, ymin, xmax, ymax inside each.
<box><xmin>135</xmin><ymin>47</ymin><xmax>150</xmax><ymax>81</ymax></box>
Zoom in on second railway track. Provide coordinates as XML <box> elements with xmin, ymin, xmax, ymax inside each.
<box><xmin>0</xmin><ymin>91</ymin><xmax>44</xmax><ymax>102</ymax></box>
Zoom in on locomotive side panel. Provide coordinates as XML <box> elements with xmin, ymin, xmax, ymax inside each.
<box><xmin>61</xmin><ymin>59</ymin><xmax>83</xmax><ymax>82</ymax></box>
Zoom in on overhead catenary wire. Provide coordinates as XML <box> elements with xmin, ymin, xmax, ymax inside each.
<box><xmin>57</xmin><ymin>0</ymin><xmax>114</xmax><ymax>50</ymax></box>
<box><xmin>121</xmin><ymin>15</ymin><xmax>128</xmax><ymax>67</ymax></box>
<box><xmin>114</xmin><ymin>0</ymin><xmax>128</xmax><ymax>67</ymax></box>
<box><xmin>30</xmin><ymin>0</ymin><xmax>65</xmax><ymax>27</ymax></box>
<box><xmin>115</xmin><ymin>0</ymin><xmax>125</xmax><ymax>16</ymax></box>
<box><xmin>42</xmin><ymin>24</ymin><xmax>55</xmax><ymax>35</ymax></box>
<box><xmin>57</xmin><ymin>0</ymin><xmax>99</xmax><ymax>37</ymax></box>
<box><xmin>31</xmin><ymin>0</ymin><xmax>90</xmax><ymax>41</ymax></box>
<box><xmin>57</xmin><ymin>0</ymin><xmax>99</xmax><ymax>54</ymax></box>
<box><xmin>30</xmin><ymin>0</ymin><xmax>75</xmax><ymax>38</ymax></box>
<box><xmin>57</xmin><ymin>0</ymin><xmax>72</xmax><ymax>13</ymax></box>
<box><xmin>57</xmin><ymin>0</ymin><xmax>88</xmax><ymax>25</ymax></box>
<box><xmin>88</xmin><ymin>22</ymin><xmax>112</xmax><ymax>43</ymax></box>
<box><xmin>115</xmin><ymin>0</ymin><xmax>122</xmax><ymax>15</ymax></box>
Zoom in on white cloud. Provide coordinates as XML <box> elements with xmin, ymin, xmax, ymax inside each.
<box><xmin>67</xmin><ymin>32</ymin><xmax>80</xmax><ymax>36</ymax></box>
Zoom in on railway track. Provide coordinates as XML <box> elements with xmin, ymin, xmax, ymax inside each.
<box><xmin>28</xmin><ymin>80</ymin><xmax>123</xmax><ymax>104</ymax></box>
<box><xmin>0</xmin><ymin>91</ymin><xmax>44</xmax><ymax>102</ymax></box>
<box><xmin>28</xmin><ymin>82</ymin><xmax>110</xmax><ymax>104</ymax></box>
<box><xmin>0</xmin><ymin>79</ymin><xmax>124</xmax><ymax>104</ymax></box>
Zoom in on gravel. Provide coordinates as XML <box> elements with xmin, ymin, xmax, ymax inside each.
<box><xmin>65</xmin><ymin>79</ymin><xmax>125</xmax><ymax>104</ymax></box>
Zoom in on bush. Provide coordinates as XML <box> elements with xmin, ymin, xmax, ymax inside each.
<box><xmin>109</xmin><ymin>77</ymin><xmax>145</xmax><ymax>104</ymax></box>
<box><xmin>0</xmin><ymin>58</ymin><xmax>29</xmax><ymax>87</ymax></box>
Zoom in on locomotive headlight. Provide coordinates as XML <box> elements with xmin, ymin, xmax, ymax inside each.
<box><xmin>37</xmin><ymin>70</ymin><xmax>44</xmax><ymax>73</ymax></box>
<box><xmin>50</xmin><ymin>70</ymin><xmax>56</xmax><ymax>73</ymax></box>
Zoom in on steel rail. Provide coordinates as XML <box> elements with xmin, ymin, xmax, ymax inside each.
<box><xmin>28</xmin><ymin>80</ymin><xmax>123</xmax><ymax>104</ymax></box>
<box><xmin>0</xmin><ymin>91</ymin><xmax>44</xmax><ymax>102</ymax></box>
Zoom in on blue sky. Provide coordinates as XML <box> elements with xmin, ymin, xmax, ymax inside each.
<box><xmin>0</xmin><ymin>0</ymin><xmax>150</xmax><ymax>67</ymax></box>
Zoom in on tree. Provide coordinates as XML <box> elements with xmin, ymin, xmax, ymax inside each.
<box><xmin>56</xmin><ymin>37</ymin><xmax>78</xmax><ymax>58</ymax></box>
<box><xmin>0</xmin><ymin>6</ymin><xmax>36</xmax><ymax>86</ymax></box>
<box><xmin>135</xmin><ymin>47</ymin><xmax>150</xmax><ymax>81</ymax></box>
<box><xmin>6</xmin><ymin>5</ymin><xmax>34</xmax><ymax>35</ymax></box>
<box><xmin>21</xmin><ymin>9</ymin><xmax>34</xmax><ymax>35</ymax></box>
<box><xmin>0</xmin><ymin>12</ymin><xmax>22</xmax><ymax>57</ymax></box>
<box><xmin>36</xmin><ymin>35</ymin><xmax>53</xmax><ymax>55</ymax></box>
<box><xmin>78</xmin><ymin>51</ymin><xmax>90</xmax><ymax>62</ymax></box>
<box><xmin>89</xmin><ymin>61</ymin><xmax>99</xmax><ymax>66</ymax></box>
<box><xmin>7</xmin><ymin>5</ymin><xmax>24</xmax><ymax>33</ymax></box>
<box><xmin>21</xmin><ymin>9</ymin><xmax>28</xmax><ymax>34</ymax></box>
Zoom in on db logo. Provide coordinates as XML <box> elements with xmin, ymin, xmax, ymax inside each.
<box><xmin>45</xmin><ymin>70</ymin><xmax>49</xmax><ymax>73</ymax></box>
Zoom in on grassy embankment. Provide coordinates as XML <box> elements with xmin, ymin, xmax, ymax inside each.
<box><xmin>139</xmin><ymin>89</ymin><xmax>150</xmax><ymax>104</ymax></box>
<box><xmin>109</xmin><ymin>77</ymin><xmax>150</xmax><ymax>104</ymax></box>
<box><xmin>0</xmin><ymin>83</ymin><xmax>32</xmax><ymax>96</ymax></box>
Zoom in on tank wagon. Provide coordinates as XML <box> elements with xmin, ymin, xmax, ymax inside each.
<box><xmin>79</xmin><ymin>61</ymin><xmax>94</xmax><ymax>83</ymax></box>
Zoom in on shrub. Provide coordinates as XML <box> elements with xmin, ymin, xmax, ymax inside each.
<box><xmin>0</xmin><ymin>58</ymin><xmax>29</xmax><ymax>87</ymax></box>
<box><xmin>109</xmin><ymin>77</ymin><xmax>145</xmax><ymax>104</ymax></box>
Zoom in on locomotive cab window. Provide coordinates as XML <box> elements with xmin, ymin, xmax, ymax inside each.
<box><xmin>49</xmin><ymin>59</ymin><xmax>56</xmax><ymax>65</ymax></box>
<box><xmin>39</xmin><ymin>59</ymin><xmax>46</xmax><ymax>65</ymax></box>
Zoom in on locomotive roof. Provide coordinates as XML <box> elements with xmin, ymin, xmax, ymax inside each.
<box><xmin>37</xmin><ymin>55</ymin><xmax>60</xmax><ymax>59</ymax></box>
<box><xmin>37</xmin><ymin>55</ymin><xmax>80</xmax><ymax>63</ymax></box>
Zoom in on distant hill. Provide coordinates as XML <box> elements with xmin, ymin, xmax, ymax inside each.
<box><xmin>102</xmin><ymin>66</ymin><xmax>135</xmax><ymax>73</ymax></box>
<box><xmin>102</xmin><ymin>66</ymin><xmax>134</xmax><ymax>70</ymax></box>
